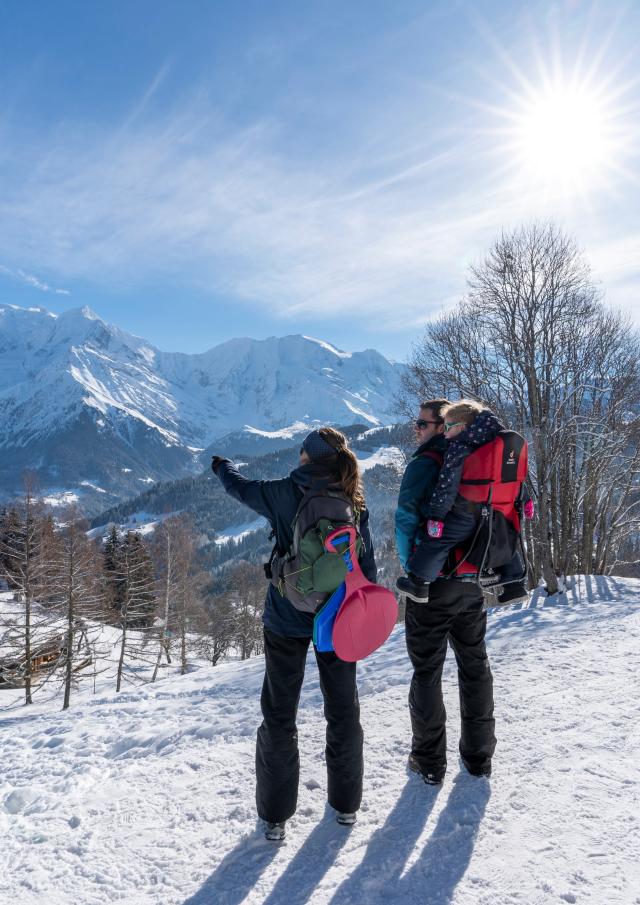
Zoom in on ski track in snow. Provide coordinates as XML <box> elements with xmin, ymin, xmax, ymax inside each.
<box><xmin>1</xmin><ymin>576</ymin><xmax>639</xmax><ymax>905</ymax></box>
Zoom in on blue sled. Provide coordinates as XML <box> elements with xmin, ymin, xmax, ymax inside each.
<box><xmin>313</xmin><ymin>583</ymin><xmax>346</xmax><ymax>652</ymax></box>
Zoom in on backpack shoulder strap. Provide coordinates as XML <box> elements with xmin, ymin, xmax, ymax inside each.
<box><xmin>289</xmin><ymin>486</ymin><xmax>353</xmax><ymax>552</ymax></box>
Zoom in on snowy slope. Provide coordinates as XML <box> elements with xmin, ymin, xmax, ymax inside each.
<box><xmin>0</xmin><ymin>304</ymin><xmax>403</xmax><ymax>507</ymax></box>
<box><xmin>1</xmin><ymin>576</ymin><xmax>638</xmax><ymax>905</ymax></box>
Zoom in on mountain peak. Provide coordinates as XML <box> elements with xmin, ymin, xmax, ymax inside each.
<box><xmin>59</xmin><ymin>305</ymin><xmax>103</xmax><ymax>325</ymax></box>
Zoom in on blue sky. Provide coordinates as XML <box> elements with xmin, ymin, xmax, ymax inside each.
<box><xmin>1</xmin><ymin>0</ymin><xmax>638</xmax><ymax>359</ymax></box>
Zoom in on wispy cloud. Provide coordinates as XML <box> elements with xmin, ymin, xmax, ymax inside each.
<box><xmin>0</xmin><ymin>72</ymin><xmax>637</xmax><ymax>329</ymax></box>
<box><xmin>0</xmin><ymin>264</ymin><xmax>70</xmax><ymax>295</ymax></box>
<box><xmin>0</xmin><ymin>107</ymin><xmax>527</xmax><ymax>326</ymax></box>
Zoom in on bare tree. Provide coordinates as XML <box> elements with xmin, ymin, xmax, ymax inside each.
<box><xmin>193</xmin><ymin>591</ymin><xmax>237</xmax><ymax>666</ymax></box>
<box><xmin>115</xmin><ymin>531</ymin><xmax>156</xmax><ymax>692</ymax></box>
<box><xmin>48</xmin><ymin>510</ymin><xmax>106</xmax><ymax>710</ymax></box>
<box><xmin>150</xmin><ymin>516</ymin><xmax>207</xmax><ymax>679</ymax></box>
<box><xmin>226</xmin><ymin>561</ymin><xmax>265</xmax><ymax>660</ymax></box>
<box><xmin>0</xmin><ymin>478</ymin><xmax>58</xmax><ymax>704</ymax></box>
<box><xmin>150</xmin><ymin>519</ymin><xmax>177</xmax><ymax>682</ymax></box>
<box><xmin>404</xmin><ymin>223</ymin><xmax>640</xmax><ymax>592</ymax></box>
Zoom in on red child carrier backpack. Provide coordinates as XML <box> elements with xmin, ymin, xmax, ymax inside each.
<box><xmin>445</xmin><ymin>430</ymin><xmax>528</xmax><ymax>580</ymax></box>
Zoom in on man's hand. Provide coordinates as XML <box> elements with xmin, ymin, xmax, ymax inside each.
<box><xmin>211</xmin><ymin>455</ymin><xmax>225</xmax><ymax>474</ymax></box>
<box><xmin>523</xmin><ymin>499</ymin><xmax>535</xmax><ymax>520</ymax></box>
<box><xmin>426</xmin><ymin>519</ymin><xmax>444</xmax><ymax>539</ymax></box>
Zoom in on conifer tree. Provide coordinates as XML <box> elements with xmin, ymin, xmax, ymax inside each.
<box><xmin>103</xmin><ymin>524</ymin><xmax>124</xmax><ymax>616</ymax></box>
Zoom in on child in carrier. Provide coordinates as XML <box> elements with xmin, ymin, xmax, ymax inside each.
<box><xmin>396</xmin><ymin>400</ymin><xmax>533</xmax><ymax>604</ymax></box>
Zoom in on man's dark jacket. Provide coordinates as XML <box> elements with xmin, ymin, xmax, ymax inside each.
<box><xmin>214</xmin><ymin>459</ymin><xmax>377</xmax><ymax>638</ymax></box>
<box><xmin>395</xmin><ymin>434</ymin><xmax>447</xmax><ymax>569</ymax></box>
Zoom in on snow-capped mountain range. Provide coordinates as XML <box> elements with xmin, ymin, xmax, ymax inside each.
<box><xmin>0</xmin><ymin>303</ymin><xmax>403</xmax><ymax>509</ymax></box>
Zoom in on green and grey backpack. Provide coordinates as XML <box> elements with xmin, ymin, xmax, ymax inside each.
<box><xmin>269</xmin><ymin>487</ymin><xmax>362</xmax><ymax>613</ymax></box>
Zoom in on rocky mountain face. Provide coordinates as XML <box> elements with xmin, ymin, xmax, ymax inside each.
<box><xmin>0</xmin><ymin>304</ymin><xmax>404</xmax><ymax>512</ymax></box>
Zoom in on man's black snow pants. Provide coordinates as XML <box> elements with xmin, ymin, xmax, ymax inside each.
<box><xmin>404</xmin><ymin>578</ymin><xmax>496</xmax><ymax>779</ymax></box>
<box><xmin>256</xmin><ymin>628</ymin><xmax>364</xmax><ymax>824</ymax></box>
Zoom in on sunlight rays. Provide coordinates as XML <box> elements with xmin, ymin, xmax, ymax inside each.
<box><xmin>460</xmin><ymin>10</ymin><xmax>639</xmax><ymax>209</ymax></box>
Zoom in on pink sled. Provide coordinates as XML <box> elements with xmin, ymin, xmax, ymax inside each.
<box><xmin>324</xmin><ymin>526</ymin><xmax>398</xmax><ymax>662</ymax></box>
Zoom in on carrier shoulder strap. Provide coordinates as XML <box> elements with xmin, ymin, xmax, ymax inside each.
<box><xmin>418</xmin><ymin>449</ymin><xmax>444</xmax><ymax>466</ymax></box>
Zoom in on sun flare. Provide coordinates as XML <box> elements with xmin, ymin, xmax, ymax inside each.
<box><xmin>510</xmin><ymin>79</ymin><xmax>618</xmax><ymax>197</ymax></box>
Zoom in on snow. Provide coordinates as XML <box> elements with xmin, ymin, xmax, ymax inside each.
<box><xmin>356</xmin><ymin>425</ymin><xmax>394</xmax><ymax>441</ymax></box>
<box><xmin>86</xmin><ymin>510</ymin><xmax>180</xmax><ymax>541</ymax></box>
<box><xmin>79</xmin><ymin>481</ymin><xmax>107</xmax><ymax>494</ymax></box>
<box><xmin>0</xmin><ymin>600</ymin><xmax>68</xmax><ymax>660</ymax></box>
<box><xmin>302</xmin><ymin>336</ymin><xmax>353</xmax><ymax>359</ymax></box>
<box><xmin>1</xmin><ymin>575</ymin><xmax>638</xmax><ymax>904</ymax></box>
<box><xmin>133</xmin><ymin>520</ymin><xmax>162</xmax><ymax>537</ymax></box>
<box><xmin>342</xmin><ymin>398</ymin><xmax>381</xmax><ymax>425</ymax></box>
<box><xmin>42</xmin><ymin>492</ymin><xmax>80</xmax><ymax>508</ymax></box>
<box><xmin>356</xmin><ymin>446</ymin><xmax>405</xmax><ymax>472</ymax></box>
<box><xmin>244</xmin><ymin>421</ymin><xmax>311</xmax><ymax>439</ymax></box>
<box><xmin>69</xmin><ymin>362</ymin><xmax>182</xmax><ymax>447</ymax></box>
<box><xmin>214</xmin><ymin>517</ymin><xmax>268</xmax><ymax>545</ymax></box>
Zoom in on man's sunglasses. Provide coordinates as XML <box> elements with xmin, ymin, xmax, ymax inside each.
<box><xmin>415</xmin><ymin>418</ymin><xmax>442</xmax><ymax>429</ymax></box>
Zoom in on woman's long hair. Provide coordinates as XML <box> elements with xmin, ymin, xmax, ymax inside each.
<box><xmin>318</xmin><ymin>427</ymin><xmax>365</xmax><ymax>512</ymax></box>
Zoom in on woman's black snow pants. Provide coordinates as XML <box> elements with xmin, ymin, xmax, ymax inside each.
<box><xmin>256</xmin><ymin>628</ymin><xmax>364</xmax><ymax>823</ymax></box>
<box><xmin>404</xmin><ymin>578</ymin><xmax>496</xmax><ymax>779</ymax></box>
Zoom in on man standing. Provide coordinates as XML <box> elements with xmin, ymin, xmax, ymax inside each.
<box><xmin>396</xmin><ymin>399</ymin><xmax>496</xmax><ymax>785</ymax></box>
<box><xmin>395</xmin><ymin>399</ymin><xmax>449</xmax><ymax>574</ymax></box>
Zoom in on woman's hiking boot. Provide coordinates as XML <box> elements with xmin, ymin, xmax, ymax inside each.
<box><xmin>264</xmin><ymin>821</ymin><xmax>286</xmax><ymax>842</ymax></box>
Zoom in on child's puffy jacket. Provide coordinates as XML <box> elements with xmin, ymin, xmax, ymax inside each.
<box><xmin>425</xmin><ymin>411</ymin><xmax>505</xmax><ymax>521</ymax></box>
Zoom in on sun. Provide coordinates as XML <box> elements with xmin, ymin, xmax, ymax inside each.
<box><xmin>507</xmin><ymin>77</ymin><xmax>621</xmax><ymax>198</ymax></box>
<box><xmin>518</xmin><ymin>86</ymin><xmax>606</xmax><ymax>179</ymax></box>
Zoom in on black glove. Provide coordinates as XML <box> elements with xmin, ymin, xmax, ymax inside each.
<box><xmin>211</xmin><ymin>455</ymin><xmax>225</xmax><ymax>474</ymax></box>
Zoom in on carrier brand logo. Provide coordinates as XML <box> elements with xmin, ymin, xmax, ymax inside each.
<box><xmin>507</xmin><ymin>450</ymin><xmax>516</xmax><ymax>465</ymax></box>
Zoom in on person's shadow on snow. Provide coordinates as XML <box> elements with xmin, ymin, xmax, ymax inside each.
<box><xmin>330</xmin><ymin>770</ymin><xmax>490</xmax><ymax>905</ymax></box>
<box><xmin>397</xmin><ymin>771</ymin><xmax>491</xmax><ymax>905</ymax></box>
<box><xmin>329</xmin><ymin>772</ymin><xmax>443</xmax><ymax>905</ymax></box>
<box><xmin>182</xmin><ymin>823</ymin><xmax>279</xmax><ymax>905</ymax></box>
<box><xmin>260</xmin><ymin>804</ymin><xmax>352</xmax><ymax>905</ymax></box>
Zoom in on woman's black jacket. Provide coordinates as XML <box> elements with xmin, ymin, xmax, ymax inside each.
<box><xmin>214</xmin><ymin>458</ymin><xmax>377</xmax><ymax>638</ymax></box>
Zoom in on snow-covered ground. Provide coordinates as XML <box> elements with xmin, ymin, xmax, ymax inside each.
<box><xmin>214</xmin><ymin>517</ymin><xmax>268</xmax><ymax>546</ymax></box>
<box><xmin>86</xmin><ymin>510</ymin><xmax>182</xmax><ymax>541</ymax></box>
<box><xmin>1</xmin><ymin>576</ymin><xmax>638</xmax><ymax>904</ymax></box>
<box><xmin>356</xmin><ymin>445</ymin><xmax>405</xmax><ymax>472</ymax></box>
